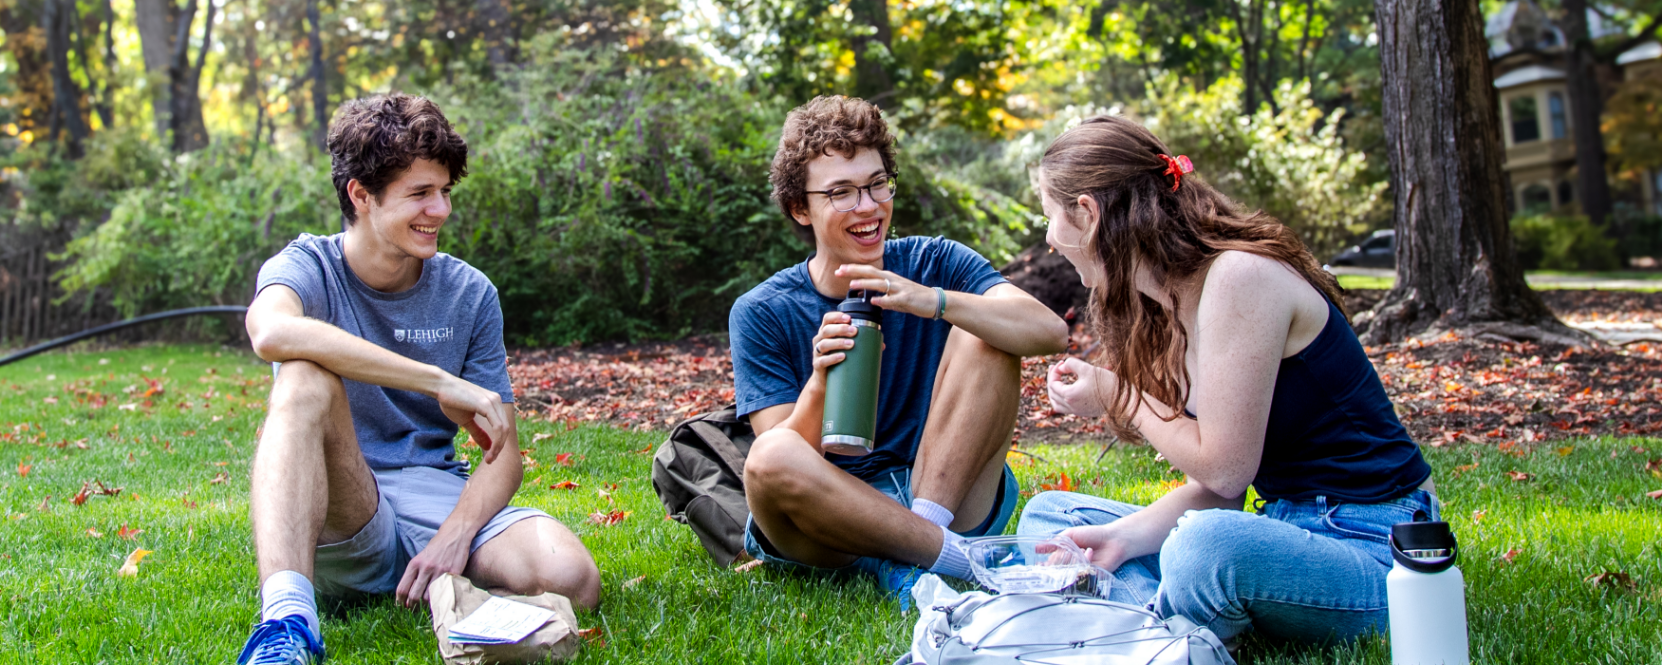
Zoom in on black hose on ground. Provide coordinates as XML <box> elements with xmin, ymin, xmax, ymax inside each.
<box><xmin>0</xmin><ymin>306</ymin><xmax>248</xmax><ymax>368</ymax></box>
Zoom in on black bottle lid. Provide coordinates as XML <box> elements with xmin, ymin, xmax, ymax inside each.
<box><xmin>1390</xmin><ymin>521</ymin><xmax>1459</xmax><ymax>573</ymax></box>
<box><xmin>839</xmin><ymin>290</ymin><xmax>882</xmax><ymax>321</ymax></box>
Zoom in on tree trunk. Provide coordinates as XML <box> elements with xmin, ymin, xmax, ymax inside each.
<box><xmin>43</xmin><ymin>0</ymin><xmax>90</xmax><ymax>156</ymax></box>
<box><xmin>1359</xmin><ymin>0</ymin><xmax>1587</xmax><ymax>346</ymax></box>
<box><xmin>307</xmin><ymin>0</ymin><xmax>328</xmax><ymax>149</ymax></box>
<box><xmin>133</xmin><ymin>0</ymin><xmax>179</xmax><ymax>138</ymax></box>
<box><xmin>1560</xmin><ymin>0</ymin><xmax>1614</xmax><ymax>226</ymax></box>
<box><xmin>475</xmin><ymin>0</ymin><xmax>513</xmax><ymax>73</ymax></box>
<box><xmin>167</xmin><ymin>0</ymin><xmax>211</xmax><ymax>152</ymax></box>
<box><xmin>848</xmin><ymin>0</ymin><xmax>895</xmax><ymax>107</ymax></box>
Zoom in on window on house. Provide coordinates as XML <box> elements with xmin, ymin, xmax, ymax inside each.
<box><xmin>1558</xmin><ymin>181</ymin><xmax>1574</xmax><ymax>206</ymax></box>
<box><xmin>1549</xmin><ymin>93</ymin><xmax>1568</xmax><ymax>140</ymax></box>
<box><xmin>1655</xmin><ymin>170</ymin><xmax>1662</xmax><ymax>215</ymax></box>
<box><xmin>1521</xmin><ymin>184</ymin><xmax>1552</xmax><ymax>213</ymax></box>
<box><xmin>1510</xmin><ymin>96</ymin><xmax>1541</xmax><ymax>143</ymax></box>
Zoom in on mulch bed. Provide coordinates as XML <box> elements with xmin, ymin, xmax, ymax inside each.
<box><xmin>508</xmin><ymin>290</ymin><xmax>1662</xmax><ymax>450</ymax></box>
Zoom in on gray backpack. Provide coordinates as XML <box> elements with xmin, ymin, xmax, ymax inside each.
<box><xmin>900</xmin><ymin>575</ymin><xmax>1236</xmax><ymax>665</ymax></box>
<box><xmin>650</xmin><ymin>407</ymin><xmax>754</xmax><ymax>566</ymax></box>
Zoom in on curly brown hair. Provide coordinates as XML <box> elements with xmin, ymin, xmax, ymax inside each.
<box><xmin>769</xmin><ymin>96</ymin><xmax>898</xmax><ymax>245</ymax></box>
<box><xmin>1038</xmin><ymin>115</ymin><xmax>1344</xmax><ymax>443</ymax></box>
<box><xmin>327</xmin><ymin>93</ymin><xmax>469</xmax><ymax>225</ymax></box>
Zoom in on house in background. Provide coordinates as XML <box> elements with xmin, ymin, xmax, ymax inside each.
<box><xmin>1486</xmin><ymin>1</ymin><xmax>1661</xmax><ymax>217</ymax></box>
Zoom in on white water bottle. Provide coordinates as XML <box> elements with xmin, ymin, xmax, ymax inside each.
<box><xmin>1387</xmin><ymin>521</ymin><xmax>1469</xmax><ymax>665</ymax></box>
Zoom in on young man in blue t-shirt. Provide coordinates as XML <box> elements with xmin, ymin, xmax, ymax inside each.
<box><xmin>731</xmin><ymin>96</ymin><xmax>1068</xmax><ymax>599</ymax></box>
<box><xmin>235</xmin><ymin>94</ymin><xmax>600</xmax><ymax>663</ymax></box>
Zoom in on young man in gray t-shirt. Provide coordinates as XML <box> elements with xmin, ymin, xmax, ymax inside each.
<box><xmin>236</xmin><ymin>94</ymin><xmax>599</xmax><ymax>664</ymax></box>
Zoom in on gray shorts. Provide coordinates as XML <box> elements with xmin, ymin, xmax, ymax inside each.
<box><xmin>312</xmin><ymin>465</ymin><xmax>549</xmax><ymax>598</ymax></box>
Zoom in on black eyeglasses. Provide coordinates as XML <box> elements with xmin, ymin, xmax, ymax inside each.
<box><xmin>805</xmin><ymin>174</ymin><xmax>898</xmax><ymax>212</ymax></box>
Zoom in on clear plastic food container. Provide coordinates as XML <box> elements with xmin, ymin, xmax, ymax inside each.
<box><xmin>959</xmin><ymin>535</ymin><xmax>1111</xmax><ymax>596</ymax></box>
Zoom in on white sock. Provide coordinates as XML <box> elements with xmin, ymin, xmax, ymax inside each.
<box><xmin>261</xmin><ymin>570</ymin><xmax>320</xmax><ymax>638</ymax></box>
<box><xmin>911</xmin><ymin>498</ymin><xmax>955</xmax><ymax>528</ymax></box>
<box><xmin>928</xmin><ymin>527</ymin><xmax>973</xmax><ymax>580</ymax></box>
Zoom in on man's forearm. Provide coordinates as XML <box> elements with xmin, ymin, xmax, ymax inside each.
<box><xmin>253</xmin><ymin>316</ymin><xmax>454</xmax><ymax>396</ymax></box>
<box><xmin>776</xmin><ymin>384</ymin><xmax>827</xmax><ymax>449</ymax></box>
<box><xmin>941</xmin><ymin>291</ymin><xmax>1068</xmax><ymax>356</ymax></box>
<box><xmin>437</xmin><ymin>437</ymin><xmax>522</xmax><ymax>541</ymax></box>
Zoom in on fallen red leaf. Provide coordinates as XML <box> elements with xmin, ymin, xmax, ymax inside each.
<box><xmin>1038</xmin><ymin>472</ymin><xmax>1075</xmax><ymax>492</ymax></box>
<box><xmin>1471</xmin><ymin>510</ymin><xmax>1487</xmax><ymax>523</ymax></box>
<box><xmin>586</xmin><ymin>510</ymin><xmax>630</xmax><ymax>526</ymax></box>
<box><xmin>1505</xmin><ymin>470</ymin><xmax>1534</xmax><ymax>482</ymax></box>
<box><xmin>1584</xmin><ymin>571</ymin><xmax>1637</xmax><ymax>591</ymax></box>
<box><xmin>71</xmin><ymin>484</ymin><xmax>91</xmax><ymax>506</ymax></box>
<box><xmin>1500</xmin><ymin>548</ymin><xmax>1522</xmax><ymax>564</ymax></box>
<box><xmin>116</xmin><ymin>524</ymin><xmax>143</xmax><ymax>540</ymax></box>
<box><xmin>86</xmin><ymin>527</ymin><xmax>104</xmax><ymax>538</ymax></box>
<box><xmin>555</xmin><ymin>453</ymin><xmax>575</xmax><ymax>466</ymax></box>
<box><xmin>210</xmin><ymin>472</ymin><xmax>228</xmax><ymax>484</ymax></box>
<box><xmin>550</xmin><ymin>480</ymin><xmax>581</xmax><ymax>490</ymax></box>
<box><xmin>15</xmin><ymin>462</ymin><xmax>29</xmax><ymax>478</ymax></box>
<box><xmin>577</xmin><ymin>627</ymin><xmax>606</xmax><ymax>647</ymax></box>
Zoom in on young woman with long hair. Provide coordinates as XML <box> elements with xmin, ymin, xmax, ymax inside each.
<box><xmin>1019</xmin><ymin>114</ymin><xmax>1437</xmax><ymax>645</ymax></box>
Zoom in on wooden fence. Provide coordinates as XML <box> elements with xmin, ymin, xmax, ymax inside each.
<box><xmin>0</xmin><ymin>227</ymin><xmax>118</xmax><ymax>348</ymax></box>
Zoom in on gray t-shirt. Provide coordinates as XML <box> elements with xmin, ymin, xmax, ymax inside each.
<box><xmin>255</xmin><ymin>233</ymin><xmax>514</xmax><ymax>477</ymax></box>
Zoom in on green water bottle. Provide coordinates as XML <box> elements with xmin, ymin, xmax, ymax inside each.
<box><xmin>822</xmin><ymin>290</ymin><xmax>883</xmax><ymax>456</ymax></box>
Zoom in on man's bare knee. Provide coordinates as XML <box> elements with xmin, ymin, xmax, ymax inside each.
<box><xmin>492</xmin><ymin>527</ymin><xmax>602</xmax><ymax>610</ymax></box>
<box><xmin>543</xmin><ymin>552</ymin><xmax>601</xmax><ymax>610</ymax></box>
<box><xmin>743</xmin><ymin>430</ymin><xmax>822</xmax><ymax>498</ymax></box>
<box><xmin>268</xmin><ymin>360</ymin><xmax>344</xmax><ymax>416</ymax></box>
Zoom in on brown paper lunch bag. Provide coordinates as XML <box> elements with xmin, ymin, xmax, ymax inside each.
<box><xmin>427</xmin><ymin>573</ymin><xmax>582</xmax><ymax>664</ymax></box>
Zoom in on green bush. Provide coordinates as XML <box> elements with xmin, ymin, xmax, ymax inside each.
<box><xmin>1509</xmin><ymin>214</ymin><xmax>1620</xmax><ymax>271</ymax></box>
<box><xmin>1610</xmin><ymin>207</ymin><xmax>1662</xmax><ymax>262</ymax></box>
<box><xmin>51</xmin><ymin>144</ymin><xmax>338</xmax><ymax>317</ymax></box>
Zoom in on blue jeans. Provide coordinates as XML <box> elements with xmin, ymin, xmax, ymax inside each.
<box><xmin>1017</xmin><ymin>488</ymin><xmax>1440</xmax><ymax>644</ymax></box>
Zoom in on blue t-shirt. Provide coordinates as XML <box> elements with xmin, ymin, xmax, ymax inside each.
<box><xmin>729</xmin><ymin>236</ymin><xmax>1009</xmax><ymax>480</ymax></box>
<box><xmin>254</xmin><ymin>233</ymin><xmax>514</xmax><ymax>477</ymax></box>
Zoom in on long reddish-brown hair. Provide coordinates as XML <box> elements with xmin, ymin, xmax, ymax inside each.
<box><xmin>1038</xmin><ymin>115</ymin><xmax>1343</xmax><ymax>442</ymax></box>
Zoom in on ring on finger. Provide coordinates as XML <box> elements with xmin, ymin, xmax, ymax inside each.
<box><xmin>884</xmin><ymin>277</ymin><xmax>893</xmax><ymax>293</ymax></box>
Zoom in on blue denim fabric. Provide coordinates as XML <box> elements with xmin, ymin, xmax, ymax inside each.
<box><xmin>743</xmin><ymin>465</ymin><xmax>1019</xmax><ymax>573</ymax></box>
<box><xmin>1016</xmin><ymin>488</ymin><xmax>1440</xmax><ymax>644</ymax></box>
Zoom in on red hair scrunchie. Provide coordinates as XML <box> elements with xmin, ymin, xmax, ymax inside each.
<box><xmin>1157</xmin><ymin>154</ymin><xmax>1195</xmax><ymax>192</ymax></box>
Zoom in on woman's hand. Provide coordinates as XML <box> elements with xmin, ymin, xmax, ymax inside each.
<box><xmin>1047</xmin><ymin>357</ymin><xmax>1116</xmax><ymax>418</ymax></box>
<box><xmin>1042</xmin><ymin>524</ymin><xmax>1132</xmax><ymax>572</ymax></box>
<box><xmin>836</xmin><ymin>264</ymin><xmax>937</xmax><ymax>319</ymax></box>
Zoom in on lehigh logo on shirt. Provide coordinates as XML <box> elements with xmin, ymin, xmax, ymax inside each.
<box><xmin>394</xmin><ymin>328</ymin><xmax>454</xmax><ymax>344</ymax></box>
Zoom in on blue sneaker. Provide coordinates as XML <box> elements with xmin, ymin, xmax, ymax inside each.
<box><xmin>856</xmin><ymin>557</ymin><xmax>927</xmax><ymax>611</ymax></box>
<box><xmin>236</xmin><ymin>615</ymin><xmax>325</xmax><ymax>665</ymax></box>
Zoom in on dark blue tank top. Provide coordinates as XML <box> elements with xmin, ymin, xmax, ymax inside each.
<box><xmin>1237</xmin><ymin>297</ymin><xmax>1430</xmax><ymax>503</ymax></box>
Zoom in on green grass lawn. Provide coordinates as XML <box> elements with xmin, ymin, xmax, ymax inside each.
<box><xmin>2</xmin><ymin>345</ymin><xmax>1659</xmax><ymax>664</ymax></box>
<box><xmin>1337</xmin><ymin>271</ymin><xmax>1662</xmax><ymax>292</ymax></box>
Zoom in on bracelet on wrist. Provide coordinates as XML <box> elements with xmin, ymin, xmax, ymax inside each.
<box><xmin>933</xmin><ymin>287</ymin><xmax>947</xmax><ymax>320</ymax></box>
